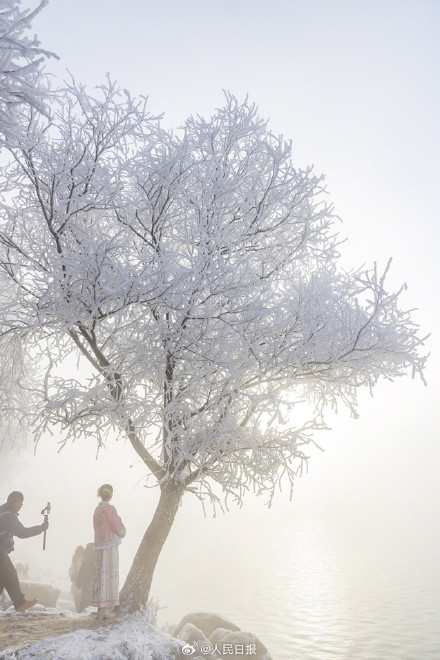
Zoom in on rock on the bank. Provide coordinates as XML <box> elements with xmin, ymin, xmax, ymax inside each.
<box><xmin>173</xmin><ymin>611</ymin><xmax>272</xmax><ymax>660</ymax></box>
<box><xmin>1</xmin><ymin>582</ymin><xmax>60</xmax><ymax>609</ymax></box>
<box><xmin>173</xmin><ymin>612</ymin><xmax>240</xmax><ymax>638</ymax></box>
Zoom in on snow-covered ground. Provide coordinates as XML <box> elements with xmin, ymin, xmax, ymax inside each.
<box><xmin>0</xmin><ymin>604</ymin><xmax>181</xmax><ymax>660</ymax></box>
<box><xmin>0</xmin><ymin>599</ymin><xmax>271</xmax><ymax>658</ymax></box>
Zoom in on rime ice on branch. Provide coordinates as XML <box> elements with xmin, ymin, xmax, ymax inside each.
<box><xmin>0</xmin><ymin>0</ymin><xmax>56</xmax><ymax>142</ymax></box>
<box><xmin>0</xmin><ymin>81</ymin><xmax>428</xmax><ymax>609</ymax></box>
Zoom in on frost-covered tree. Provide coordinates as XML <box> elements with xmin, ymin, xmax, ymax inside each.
<box><xmin>0</xmin><ymin>0</ymin><xmax>56</xmax><ymax>142</ymax></box>
<box><xmin>0</xmin><ymin>81</ymin><xmax>427</xmax><ymax>611</ymax></box>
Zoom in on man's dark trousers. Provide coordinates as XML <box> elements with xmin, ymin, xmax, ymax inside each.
<box><xmin>0</xmin><ymin>552</ymin><xmax>25</xmax><ymax>609</ymax></box>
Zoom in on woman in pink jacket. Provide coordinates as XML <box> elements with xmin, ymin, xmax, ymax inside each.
<box><xmin>92</xmin><ymin>484</ymin><xmax>126</xmax><ymax>620</ymax></box>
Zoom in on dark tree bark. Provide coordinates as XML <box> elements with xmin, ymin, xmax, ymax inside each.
<box><xmin>119</xmin><ymin>481</ymin><xmax>184</xmax><ymax>612</ymax></box>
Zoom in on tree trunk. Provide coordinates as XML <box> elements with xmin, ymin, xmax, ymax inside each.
<box><xmin>119</xmin><ymin>481</ymin><xmax>183</xmax><ymax>613</ymax></box>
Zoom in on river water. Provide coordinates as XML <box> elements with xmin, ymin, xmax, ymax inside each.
<box><xmin>151</xmin><ymin>502</ymin><xmax>440</xmax><ymax>660</ymax></box>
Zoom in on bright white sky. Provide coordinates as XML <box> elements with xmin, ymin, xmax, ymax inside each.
<box><xmin>4</xmin><ymin>0</ymin><xmax>439</xmax><ymax>622</ymax></box>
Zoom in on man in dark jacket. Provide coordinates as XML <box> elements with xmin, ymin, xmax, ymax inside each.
<box><xmin>0</xmin><ymin>491</ymin><xmax>48</xmax><ymax>612</ymax></box>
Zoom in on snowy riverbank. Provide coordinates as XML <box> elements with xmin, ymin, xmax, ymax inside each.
<box><xmin>0</xmin><ymin>603</ymin><xmax>272</xmax><ymax>659</ymax></box>
<box><xmin>0</xmin><ymin>605</ymin><xmax>181</xmax><ymax>659</ymax></box>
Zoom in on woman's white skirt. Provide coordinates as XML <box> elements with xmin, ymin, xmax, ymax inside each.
<box><xmin>91</xmin><ymin>544</ymin><xmax>119</xmax><ymax>608</ymax></box>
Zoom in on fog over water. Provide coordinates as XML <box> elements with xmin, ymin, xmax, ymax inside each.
<box><xmin>2</xmin><ymin>0</ymin><xmax>440</xmax><ymax>657</ymax></box>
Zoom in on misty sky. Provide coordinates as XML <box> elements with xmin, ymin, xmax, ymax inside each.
<box><xmin>4</xmin><ymin>0</ymin><xmax>439</xmax><ymax>626</ymax></box>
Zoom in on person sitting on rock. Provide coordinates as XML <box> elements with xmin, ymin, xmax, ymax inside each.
<box><xmin>0</xmin><ymin>491</ymin><xmax>48</xmax><ymax>612</ymax></box>
<box><xmin>15</xmin><ymin>562</ymin><xmax>30</xmax><ymax>581</ymax></box>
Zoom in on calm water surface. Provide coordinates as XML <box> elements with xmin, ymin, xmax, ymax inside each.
<box><xmin>152</xmin><ymin>511</ymin><xmax>440</xmax><ymax>660</ymax></box>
